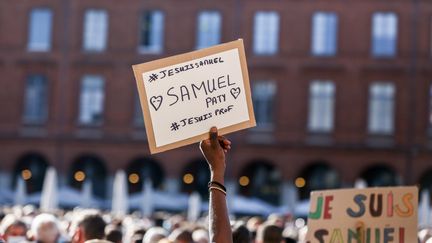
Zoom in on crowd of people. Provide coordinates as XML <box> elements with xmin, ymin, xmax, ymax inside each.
<box><xmin>0</xmin><ymin>205</ymin><xmax>431</xmax><ymax>243</ymax></box>
<box><xmin>0</xmin><ymin>205</ymin><xmax>308</xmax><ymax>243</ymax></box>
<box><xmin>0</xmin><ymin>127</ymin><xmax>431</xmax><ymax>243</ymax></box>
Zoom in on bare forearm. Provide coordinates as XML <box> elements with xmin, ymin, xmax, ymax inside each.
<box><xmin>209</xmin><ymin>172</ymin><xmax>232</xmax><ymax>243</ymax></box>
<box><xmin>200</xmin><ymin>127</ymin><xmax>232</xmax><ymax>243</ymax></box>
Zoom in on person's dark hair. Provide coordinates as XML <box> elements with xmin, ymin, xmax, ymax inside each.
<box><xmin>105</xmin><ymin>228</ymin><xmax>122</xmax><ymax>243</ymax></box>
<box><xmin>256</xmin><ymin>223</ymin><xmax>283</xmax><ymax>243</ymax></box>
<box><xmin>232</xmin><ymin>223</ymin><xmax>250</xmax><ymax>243</ymax></box>
<box><xmin>130</xmin><ymin>233</ymin><xmax>144</xmax><ymax>243</ymax></box>
<box><xmin>284</xmin><ymin>237</ymin><xmax>296</xmax><ymax>243</ymax></box>
<box><xmin>130</xmin><ymin>228</ymin><xmax>146</xmax><ymax>243</ymax></box>
<box><xmin>0</xmin><ymin>214</ymin><xmax>27</xmax><ymax>236</ymax></box>
<box><xmin>78</xmin><ymin>214</ymin><xmax>106</xmax><ymax>240</ymax></box>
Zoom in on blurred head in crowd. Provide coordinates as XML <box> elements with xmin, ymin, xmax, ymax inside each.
<box><xmin>297</xmin><ymin>226</ymin><xmax>308</xmax><ymax>243</ymax></box>
<box><xmin>129</xmin><ymin>229</ymin><xmax>146</xmax><ymax>243</ymax></box>
<box><xmin>191</xmin><ymin>228</ymin><xmax>208</xmax><ymax>243</ymax></box>
<box><xmin>142</xmin><ymin>227</ymin><xmax>167</xmax><ymax>243</ymax></box>
<box><xmin>157</xmin><ymin>239</ymin><xmax>171</xmax><ymax>243</ymax></box>
<box><xmin>105</xmin><ymin>226</ymin><xmax>122</xmax><ymax>243</ymax></box>
<box><xmin>0</xmin><ymin>214</ymin><xmax>28</xmax><ymax>242</ymax></box>
<box><xmin>419</xmin><ymin>228</ymin><xmax>432</xmax><ymax>243</ymax></box>
<box><xmin>168</xmin><ymin>227</ymin><xmax>193</xmax><ymax>243</ymax></box>
<box><xmin>232</xmin><ymin>222</ymin><xmax>250</xmax><ymax>243</ymax></box>
<box><xmin>256</xmin><ymin>223</ymin><xmax>283</xmax><ymax>243</ymax></box>
<box><xmin>164</xmin><ymin>215</ymin><xmax>185</xmax><ymax>232</ymax></box>
<box><xmin>30</xmin><ymin>213</ymin><xmax>60</xmax><ymax>243</ymax></box>
<box><xmin>71</xmin><ymin>213</ymin><xmax>106</xmax><ymax>243</ymax></box>
<box><xmin>267</xmin><ymin>214</ymin><xmax>285</xmax><ymax>228</ymax></box>
<box><xmin>247</xmin><ymin>216</ymin><xmax>264</xmax><ymax>240</ymax></box>
<box><xmin>282</xmin><ymin>225</ymin><xmax>298</xmax><ymax>243</ymax></box>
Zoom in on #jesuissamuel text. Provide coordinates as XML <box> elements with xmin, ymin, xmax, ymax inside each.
<box><xmin>147</xmin><ymin>57</ymin><xmax>224</xmax><ymax>83</ymax></box>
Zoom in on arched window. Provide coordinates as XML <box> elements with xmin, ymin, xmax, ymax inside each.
<box><xmin>419</xmin><ymin>169</ymin><xmax>432</xmax><ymax>201</ymax></box>
<box><xmin>180</xmin><ymin>159</ymin><xmax>210</xmax><ymax>198</ymax></box>
<box><xmin>13</xmin><ymin>153</ymin><xmax>49</xmax><ymax>194</ymax></box>
<box><xmin>297</xmin><ymin>162</ymin><xmax>340</xmax><ymax>200</ymax></box>
<box><xmin>69</xmin><ymin>155</ymin><xmax>107</xmax><ymax>198</ymax></box>
<box><xmin>359</xmin><ymin>164</ymin><xmax>398</xmax><ymax>187</ymax></box>
<box><xmin>238</xmin><ymin>160</ymin><xmax>281</xmax><ymax>205</ymax></box>
<box><xmin>126</xmin><ymin>157</ymin><xmax>164</xmax><ymax>194</ymax></box>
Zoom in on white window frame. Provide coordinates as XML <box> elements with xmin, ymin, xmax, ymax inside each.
<box><xmin>311</xmin><ymin>12</ymin><xmax>338</xmax><ymax>56</ymax></box>
<box><xmin>138</xmin><ymin>10</ymin><xmax>164</xmax><ymax>54</ymax></box>
<box><xmin>196</xmin><ymin>11</ymin><xmax>222</xmax><ymax>49</ymax></box>
<box><xmin>252</xmin><ymin>81</ymin><xmax>276</xmax><ymax>129</ymax></box>
<box><xmin>307</xmin><ymin>81</ymin><xmax>336</xmax><ymax>133</ymax></box>
<box><xmin>371</xmin><ymin>12</ymin><xmax>398</xmax><ymax>57</ymax></box>
<box><xmin>368</xmin><ymin>82</ymin><xmax>395</xmax><ymax>134</ymax></box>
<box><xmin>253</xmin><ymin>11</ymin><xmax>280</xmax><ymax>55</ymax></box>
<box><xmin>83</xmin><ymin>9</ymin><xmax>108</xmax><ymax>52</ymax></box>
<box><xmin>27</xmin><ymin>8</ymin><xmax>53</xmax><ymax>52</ymax></box>
<box><xmin>23</xmin><ymin>75</ymin><xmax>49</xmax><ymax>124</ymax></box>
<box><xmin>78</xmin><ymin>75</ymin><xmax>105</xmax><ymax>125</ymax></box>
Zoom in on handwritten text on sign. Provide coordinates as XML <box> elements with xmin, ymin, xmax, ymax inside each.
<box><xmin>306</xmin><ymin>186</ymin><xmax>418</xmax><ymax>243</ymax></box>
<box><xmin>142</xmin><ymin>48</ymin><xmax>250</xmax><ymax>148</ymax></box>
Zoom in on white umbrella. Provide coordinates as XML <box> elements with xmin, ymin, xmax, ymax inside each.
<box><xmin>14</xmin><ymin>177</ymin><xmax>27</xmax><ymax>206</ymax></box>
<box><xmin>354</xmin><ymin>179</ymin><xmax>367</xmax><ymax>189</ymax></box>
<box><xmin>111</xmin><ymin>170</ymin><xmax>129</xmax><ymax>217</ymax></box>
<box><xmin>40</xmin><ymin>167</ymin><xmax>59</xmax><ymax>212</ymax></box>
<box><xmin>281</xmin><ymin>182</ymin><xmax>297</xmax><ymax>213</ymax></box>
<box><xmin>0</xmin><ymin>188</ymin><xmax>13</xmax><ymax>204</ymax></box>
<box><xmin>294</xmin><ymin>199</ymin><xmax>311</xmax><ymax>217</ymax></box>
<box><xmin>419</xmin><ymin>189</ymin><xmax>430</xmax><ymax>227</ymax></box>
<box><xmin>430</xmin><ymin>205</ymin><xmax>432</xmax><ymax>227</ymax></box>
<box><xmin>223</xmin><ymin>195</ymin><xmax>279</xmax><ymax>216</ymax></box>
<box><xmin>57</xmin><ymin>186</ymin><xmax>85</xmax><ymax>207</ymax></box>
<box><xmin>225</xmin><ymin>181</ymin><xmax>236</xmax><ymax>215</ymax></box>
<box><xmin>187</xmin><ymin>192</ymin><xmax>202</xmax><ymax>222</ymax></box>
<box><xmin>129</xmin><ymin>190</ymin><xmax>188</xmax><ymax>211</ymax></box>
<box><xmin>141</xmin><ymin>179</ymin><xmax>154</xmax><ymax>217</ymax></box>
<box><xmin>80</xmin><ymin>180</ymin><xmax>93</xmax><ymax>208</ymax></box>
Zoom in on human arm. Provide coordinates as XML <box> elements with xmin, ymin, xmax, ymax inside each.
<box><xmin>200</xmin><ymin>127</ymin><xmax>233</xmax><ymax>243</ymax></box>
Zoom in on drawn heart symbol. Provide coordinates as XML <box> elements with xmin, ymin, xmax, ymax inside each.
<box><xmin>230</xmin><ymin>87</ymin><xmax>241</xmax><ymax>99</ymax></box>
<box><xmin>150</xmin><ymin>96</ymin><xmax>163</xmax><ymax>111</ymax></box>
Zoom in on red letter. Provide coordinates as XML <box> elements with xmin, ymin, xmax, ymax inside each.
<box><xmin>324</xmin><ymin>195</ymin><xmax>334</xmax><ymax>219</ymax></box>
<box><xmin>387</xmin><ymin>191</ymin><xmax>393</xmax><ymax>217</ymax></box>
<box><xmin>399</xmin><ymin>227</ymin><xmax>404</xmax><ymax>243</ymax></box>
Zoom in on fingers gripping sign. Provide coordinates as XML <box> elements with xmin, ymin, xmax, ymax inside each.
<box><xmin>200</xmin><ymin>127</ymin><xmax>231</xmax><ymax>175</ymax></box>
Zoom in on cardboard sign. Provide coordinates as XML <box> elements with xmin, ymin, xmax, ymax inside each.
<box><xmin>132</xmin><ymin>39</ymin><xmax>255</xmax><ymax>154</ymax></box>
<box><xmin>306</xmin><ymin>186</ymin><xmax>418</xmax><ymax>243</ymax></box>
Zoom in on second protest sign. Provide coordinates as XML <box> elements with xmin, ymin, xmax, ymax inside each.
<box><xmin>306</xmin><ymin>186</ymin><xmax>418</xmax><ymax>243</ymax></box>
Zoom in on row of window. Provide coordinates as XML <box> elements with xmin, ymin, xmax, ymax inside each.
<box><xmin>24</xmin><ymin>75</ymin><xmax>117</xmax><ymax>125</ymax></box>
<box><xmin>24</xmin><ymin>74</ymin><xmax>399</xmax><ymax>135</ymax></box>
<box><xmin>253</xmin><ymin>81</ymin><xmax>396</xmax><ymax>134</ymax></box>
<box><xmin>16</xmin><ymin>153</ymin><xmax>432</xmax><ymax>203</ymax></box>
<box><xmin>27</xmin><ymin>8</ymin><xmax>406</xmax><ymax>57</ymax></box>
